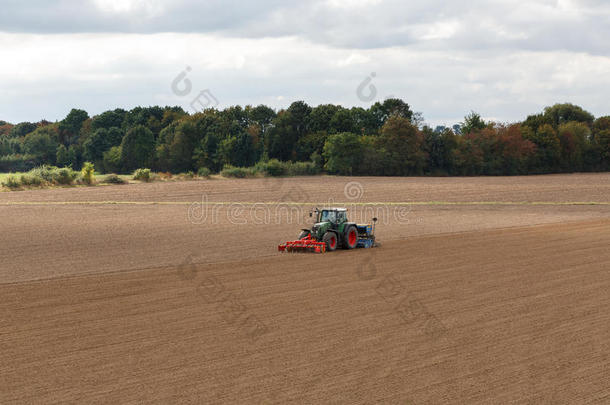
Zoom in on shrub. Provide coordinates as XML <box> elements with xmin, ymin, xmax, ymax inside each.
<box><xmin>2</xmin><ymin>175</ymin><xmax>21</xmax><ymax>189</ymax></box>
<box><xmin>157</xmin><ymin>172</ymin><xmax>173</xmax><ymax>180</ymax></box>
<box><xmin>287</xmin><ymin>161</ymin><xmax>319</xmax><ymax>176</ymax></box>
<box><xmin>19</xmin><ymin>173</ymin><xmax>44</xmax><ymax>187</ymax></box>
<box><xmin>264</xmin><ymin>159</ymin><xmax>286</xmax><ymax>176</ymax></box>
<box><xmin>55</xmin><ymin>167</ymin><xmax>79</xmax><ymax>184</ymax></box>
<box><xmin>220</xmin><ymin>165</ymin><xmax>257</xmax><ymax>178</ymax></box>
<box><xmin>220</xmin><ymin>160</ymin><xmax>319</xmax><ymax>178</ymax></box>
<box><xmin>253</xmin><ymin>159</ymin><xmax>319</xmax><ymax>177</ymax></box>
<box><xmin>26</xmin><ymin>165</ymin><xmax>79</xmax><ymax>185</ymax></box>
<box><xmin>81</xmin><ymin>162</ymin><xmax>96</xmax><ymax>185</ymax></box>
<box><xmin>197</xmin><ymin>167</ymin><xmax>211</xmax><ymax>178</ymax></box>
<box><xmin>133</xmin><ymin>168</ymin><xmax>151</xmax><ymax>182</ymax></box>
<box><xmin>1</xmin><ymin>166</ymin><xmax>79</xmax><ymax>189</ymax></box>
<box><xmin>28</xmin><ymin>166</ymin><xmax>54</xmax><ymax>182</ymax></box>
<box><xmin>103</xmin><ymin>174</ymin><xmax>127</xmax><ymax>184</ymax></box>
<box><xmin>310</xmin><ymin>151</ymin><xmax>322</xmax><ymax>171</ymax></box>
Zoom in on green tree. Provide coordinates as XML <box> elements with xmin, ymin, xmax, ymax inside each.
<box><xmin>91</xmin><ymin>109</ymin><xmax>127</xmax><ymax>131</ymax></box>
<box><xmin>217</xmin><ymin>132</ymin><xmax>257</xmax><ymax>167</ymax></box>
<box><xmin>323</xmin><ymin>132</ymin><xmax>363</xmax><ymax>175</ymax></box>
<box><xmin>161</xmin><ymin>107</ymin><xmax>188</xmax><ymax>128</ymax></box>
<box><xmin>287</xmin><ymin>101</ymin><xmax>311</xmax><ymax>134</ymax></box>
<box><xmin>557</xmin><ymin>122</ymin><xmax>589</xmax><ymax>172</ymax></box>
<box><xmin>247</xmin><ymin>105</ymin><xmax>276</xmax><ymax>130</ymax></box>
<box><xmin>308</xmin><ymin>104</ymin><xmax>340</xmax><ymax>133</ymax></box>
<box><xmin>523</xmin><ymin>113</ymin><xmax>548</xmax><ymax>133</ymax></box>
<box><xmin>296</xmin><ymin>131</ymin><xmax>328</xmax><ymax>161</ymax></box>
<box><xmin>588</xmin><ymin>117</ymin><xmax>610</xmax><ymax>170</ymax></box>
<box><xmin>9</xmin><ymin>122</ymin><xmax>37</xmax><ymax>138</ymax></box>
<box><xmin>106</xmin><ymin>127</ymin><xmax>124</xmax><ymax>147</ymax></box>
<box><xmin>193</xmin><ymin>133</ymin><xmax>220</xmax><ymax>173</ymax></box>
<box><xmin>543</xmin><ymin>103</ymin><xmax>594</xmax><ymax>128</ymax></box>
<box><xmin>376</xmin><ymin>116</ymin><xmax>426</xmax><ymax>175</ymax></box>
<box><xmin>595</xmin><ymin>130</ymin><xmax>610</xmax><ymax>170</ymax></box>
<box><xmin>330</xmin><ymin>108</ymin><xmax>356</xmax><ymax>134</ymax></box>
<box><xmin>58</xmin><ymin>108</ymin><xmax>89</xmax><ymax>144</ymax></box>
<box><xmin>350</xmin><ymin>107</ymin><xmax>375</xmax><ymax>134</ymax></box>
<box><xmin>168</xmin><ymin>121</ymin><xmax>199</xmax><ymax>172</ymax></box>
<box><xmin>422</xmin><ymin>126</ymin><xmax>458</xmax><ymax>175</ymax></box>
<box><xmin>56</xmin><ymin>144</ymin><xmax>70</xmax><ymax>167</ymax></box>
<box><xmin>23</xmin><ymin>127</ymin><xmax>59</xmax><ymax>163</ymax></box>
<box><xmin>369</xmin><ymin>98</ymin><xmax>413</xmax><ymax>131</ymax></box>
<box><xmin>83</xmin><ymin>128</ymin><xmax>111</xmax><ymax>164</ymax></box>
<box><xmin>0</xmin><ymin>137</ymin><xmax>9</xmax><ymax>155</ymax></box>
<box><xmin>593</xmin><ymin>116</ymin><xmax>610</xmax><ymax>132</ymax></box>
<box><xmin>67</xmin><ymin>144</ymin><xmax>81</xmax><ymax>170</ymax></box>
<box><xmin>524</xmin><ymin>124</ymin><xmax>561</xmax><ymax>172</ymax></box>
<box><xmin>218</xmin><ymin>136</ymin><xmax>238</xmax><ymax>167</ymax></box>
<box><xmin>460</xmin><ymin>111</ymin><xmax>487</xmax><ymax>135</ymax></box>
<box><xmin>103</xmin><ymin>146</ymin><xmax>122</xmax><ymax>173</ymax></box>
<box><xmin>120</xmin><ymin>125</ymin><xmax>155</xmax><ymax>171</ymax></box>
<box><xmin>267</xmin><ymin>111</ymin><xmax>294</xmax><ymax>161</ymax></box>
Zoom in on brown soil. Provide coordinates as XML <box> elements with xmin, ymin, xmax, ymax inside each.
<box><xmin>1</xmin><ymin>174</ymin><xmax>609</xmax><ymax>403</ymax></box>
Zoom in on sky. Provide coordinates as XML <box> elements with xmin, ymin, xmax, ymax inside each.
<box><xmin>1</xmin><ymin>0</ymin><xmax>610</xmax><ymax>126</ymax></box>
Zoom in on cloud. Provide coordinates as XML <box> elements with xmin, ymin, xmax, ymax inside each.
<box><xmin>1</xmin><ymin>0</ymin><xmax>610</xmax><ymax>124</ymax></box>
<box><xmin>2</xmin><ymin>0</ymin><xmax>610</xmax><ymax>54</ymax></box>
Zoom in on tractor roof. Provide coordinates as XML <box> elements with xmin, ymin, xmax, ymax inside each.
<box><xmin>321</xmin><ymin>207</ymin><xmax>347</xmax><ymax>211</ymax></box>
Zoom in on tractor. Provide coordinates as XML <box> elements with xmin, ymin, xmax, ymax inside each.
<box><xmin>278</xmin><ymin>207</ymin><xmax>377</xmax><ymax>253</ymax></box>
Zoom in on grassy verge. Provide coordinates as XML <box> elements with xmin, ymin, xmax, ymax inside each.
<box><xmin>0</xmin><ymin>167</ymin><xmax>213</xmax><ymax>191</ymax></box>
<box><xmin>221</xmin><ymin>159</ymin><xmax>320</xmax><ymax>178</ymax></box>
<box><xmin>1</xmin><ymin>159</ymin><xmax>322</xmax><ymax>191</ymax></box>
<box><xmin>1</xmin><ymin>166</ymin><xmax>80</xmax><ymax>190</ymax></box>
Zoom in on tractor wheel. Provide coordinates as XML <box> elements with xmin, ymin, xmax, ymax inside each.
<box><xmin>323</xmin><ymin>232</ymin><xmax>338</xmax><ymax>252</ymax></box>
<box><xmin>298</xmin><ymin>230</ymin><xmax>310</xmax><ymax>239</ymax></box>
<box><xmin>344</xmin><ymin>226</ymin><xmax>358</xmax><ymax>249</ymax></box>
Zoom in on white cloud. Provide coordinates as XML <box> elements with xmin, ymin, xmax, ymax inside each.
<box><xmin>1</xmin><ymin>1</ymin><xmax>610</xmax><ymax>124</ymax></box>
<box><xmin>92</xmin><ymin>0</ymin><xmax>165</xmax><ymax>15</ymax></box>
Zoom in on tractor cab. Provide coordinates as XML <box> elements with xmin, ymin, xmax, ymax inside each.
<box><xmin>317</xmin><ymin>208</ymin><xmax>346</xmax><ymax>225</ymax></box>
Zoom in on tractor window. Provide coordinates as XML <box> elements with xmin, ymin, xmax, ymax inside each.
<box><xmin>320</xmin><ymin>210</ymin><xmax>336</xmax><ymax>223</ymax></box>
<box><xmin>337</xmin><ymin>211</ymin><xmax>346</xmax><ymax>222</ymax></box>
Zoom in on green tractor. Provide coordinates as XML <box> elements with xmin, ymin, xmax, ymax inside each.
<box><xmin>279</xmin><ymin>207</ymin><xmax>377</xmax><ymax>253</ymax></box>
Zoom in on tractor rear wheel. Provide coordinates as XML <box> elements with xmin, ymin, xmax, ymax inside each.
<box><xmin>344</xmin><ymin>226</ymin><xmax>358</xmax><ymax>249</ymax></box>
<box><xmin>298</xmin><ymin>230</ymin><xmax>310</xmax><ymax>239</ymax></box>
<box><xmin>323</xmin><ymin>232</ymin><xmax>337</xmax><ymax>252</ymax></box>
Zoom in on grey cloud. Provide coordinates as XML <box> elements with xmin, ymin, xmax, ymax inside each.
<box><xmin>2</xmin><ymin>0</ymin><xmax>610</xmax><ymax>125</ymax></box>
<box><xmin>1</xmin><ymin>0</ymin><xmax>609</xmax><ymax>56</ymax></box>
<box><xmin>0</xmin><ymin>0</ymin><xmax>286</xmax><ymax>34</ymax></box>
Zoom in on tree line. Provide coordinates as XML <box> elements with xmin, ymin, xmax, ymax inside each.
<box><xmin>0</xmin><ymin>100</ymin><xmax>608</xmax><ymax>175</ymax></box>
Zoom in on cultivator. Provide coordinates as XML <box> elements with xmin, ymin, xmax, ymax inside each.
<box><xmin>278</xmin><ymin>207</ymin><xmax>378</xmax><ymax>254</ymax></box>
<box><xmin>278</xmin><ymin>234</ymin><xmax>327</xmax><ymax>253</ymax></box>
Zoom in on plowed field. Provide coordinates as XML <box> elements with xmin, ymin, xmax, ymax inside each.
<box><xmin>1</xmin><ymin>174</ymin><xmax>609</xmax><ymax>403</ymax></box>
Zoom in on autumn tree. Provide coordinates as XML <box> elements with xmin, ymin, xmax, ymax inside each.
<box><xmin>376</xmin><ymin>116</ymin><xmax>426</xmax><ymax>175</ymax></box>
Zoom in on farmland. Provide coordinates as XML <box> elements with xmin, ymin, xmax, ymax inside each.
<box><xmin>1</xmin><ymin>173</ymin><xmax>609</xmax><ymax>403</ymax></box>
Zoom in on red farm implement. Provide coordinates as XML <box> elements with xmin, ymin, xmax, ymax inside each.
<box><xmin>278</xmin><ymin>234</ymin><xmax>326</xmax><ymax>253</ymax></box>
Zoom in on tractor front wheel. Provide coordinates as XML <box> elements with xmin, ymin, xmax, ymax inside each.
<box><xmin>323</xmin><ymin>232</ymin><xmax>338</xmax><ymax>252</ymax></box>
<box><xmin>344</xmin><ymin>226</ymin><xmax>358</xmax><ymax>249</ymax></box>
<box><xmin>299</xmin><ymin>230</ymin><xmax>310</xmax><ymax>239</ymax></box>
